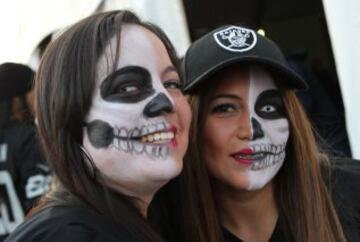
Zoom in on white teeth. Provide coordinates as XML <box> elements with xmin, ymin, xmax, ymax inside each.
<box><xmin>148</xmin><ymin>125</ymin><xmax>156</xmax><ymax>133</ymax></box>
<box><xmin>154</xmin><ymin>133</ymin><xmax>161</xmax><ymax>141</ymax></box>
<box><xmin>141</xmin><ymin>126</ymin><xmax>148</xmax><ymax>136</ymax></box>
<box><xmin>151</xmin><ymin>146</ymin><xmax>158</xmax><ymax>156</ymax></box>
<box><xmin>132</xmin><ymin>128</ymin><xmax>140</xmax><ymax>137</ymax></box>
<box><xmin>160</xmin><ymin>133</ymin><xmax>167</xmax><ymax>140</ymax></box>
<box><xmin>145</xmin><ymin>145</ymin><xmax>153</xmax><ymax>154</ymax></box>
<box><xmin>120</xmin><ymin>140</ymin><xmax>129</xmax><ymax>151</ymax></box>
<box><xmin>161</xmin><ymin>146</ymin><xmax>169</xmax><ymax>158</ymax></box>
<box><xmin>157</xmin><ymin>123</ymin><xmax>166</xmax><ymax>130</ymax></box>
<box><xmin>120</xmin><ymin>128</ymin><xmax>127</xmax><ymax>137</ymax></box>
<box><xmin>148</xmin><ymin>135</ymin><xmax>154</xmax><ymax>142</ymax></box>
<box><xmin>134</xmin><ymin>142</ymin><xmax>144</xmax><ymax>153</ymax></box>
<box><xmin>139</xmin><ymin>131</ymin><xmax>175</xmax><ymax>144</ymax></box>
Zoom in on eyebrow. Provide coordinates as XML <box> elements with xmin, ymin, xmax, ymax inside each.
<box><xmin>210</xmin><ymin>93</ymin><xmax>243</xmax><ymax>101</ymax></box>
<box><xmin>161</xmin><ymin>65</ymin><xmax>178</xmax><ymax>78</ymax></box>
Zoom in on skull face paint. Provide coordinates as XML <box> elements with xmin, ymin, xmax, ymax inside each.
<box><xmin>246</xmin><ymin>66</ymin><xmax>289</xmax><ymax>189</ymax></box>
<box><xmin>82</xmin><ymin>24</ymin><xmax>191</xmax><ymax>199</ymax></box>
<box><xmin>202</xmin><ymin>65</ymin><xmax>289</xmax><ymax>191</ymax></box>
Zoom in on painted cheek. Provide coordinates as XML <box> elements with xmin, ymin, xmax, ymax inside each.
<box><xmin>262</xmin><ymin>118</ymin><xmax>289</xmax><ymax>144</ymax></box>
<box><xmin>83</xmin><ymin>133</ymin><xmax>114</xmax><ymax>172</ymax></box>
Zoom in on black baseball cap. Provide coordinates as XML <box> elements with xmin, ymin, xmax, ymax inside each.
<box><xmin>0</xmin><ymin>62</ymin><xmax>34</xmax><ymax>101</ymax></box>
<box><xmin>182</xmin><ymin>25</ymin><xmax>308</xmax><ymax>93</ymax></box>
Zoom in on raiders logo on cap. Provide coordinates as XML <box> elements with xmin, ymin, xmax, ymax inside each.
<box><xmin>213</xmin><ymin>26</ymin><xmax>257</xmax><ymax>52</ymax></box>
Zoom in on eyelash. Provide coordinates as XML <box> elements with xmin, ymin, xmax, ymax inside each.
<box><xmin>163</xmin><ymin>80</ymin><xmax>182</xmax><ymax>90</ymax></box>
<box><xmin>211</xmin><ymin>103</ymin><xmax>237</xmax><ymax>114</ymax></box>
<box><xmin>260</xmin><ymin>104</ymin><xmax>277</xmax><ymax>112</ymax></box>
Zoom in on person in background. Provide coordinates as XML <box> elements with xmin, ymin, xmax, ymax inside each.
<box><xmin>286</xmin><ymin>50</ymin><xmax>352</xmax><ymax>158</ymax></box>
<box><xmin>151</xmin><ymin>25</ymin><xmax>360</xmax><ymax>242</ymax></box>
<box><xmin>6</xmin><ymin>10</ymin><xmax>191</xmax><ymax>242</ymax></box>
<box><xmin>0</xmin><ymin>63</ymin><xmax>51</xmax><ymax>241</ymax></box>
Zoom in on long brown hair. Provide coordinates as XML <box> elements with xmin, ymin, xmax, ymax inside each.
<box><xmin>34</xmin><ymin>10</ymin><xmax>180</xmax><ymax>242</ymax></box>
<box><xmin>276</xmin><ymin>89</ymin><xmax>346</xmax><ymax>241</ymax></box>
<box><xmin>176</xmin><ymin>69</ymin><xmax>347</xmax><ymax>242</ymax></box>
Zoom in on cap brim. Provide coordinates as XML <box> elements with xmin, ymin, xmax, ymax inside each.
<box><xmin>183</xmin><ymin>56</ymin><xmax>308</xmax><ymax>94</ymax></box>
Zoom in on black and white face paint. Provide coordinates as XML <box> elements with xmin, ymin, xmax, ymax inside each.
<box><xmin>85</xmin><ymin>65</ymin><xmax>175</xmax><ymax>158</ymax></box>
<box><xmin>246</xmin><ymin>66</ymin><xmax>289</xmax><ymax>190</ymax></box>
<box><xmin>85</xmin><ymin>65</ymin><xmax>176</xmax><ymax>158</ymax></box>
<box><xmin>81</xmin><ymin>25</ymin><xmax>190</xmax><ymax>196</ymax></box>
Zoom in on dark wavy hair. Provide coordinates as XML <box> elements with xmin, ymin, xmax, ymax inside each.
<box><xmin>34</xmin><ymin>10</ymin><xmax>179</xmax><ymax>242</ymax></box>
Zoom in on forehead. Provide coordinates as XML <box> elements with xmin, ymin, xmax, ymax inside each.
<box><xmin>118</xmin><ymin>24</ymin><xmax>171</xmax><ymax>67</ymax></box>
<box><xmin>96</xmin><ymin>24</ymin><xmax>172</xmax><ymax>82</ymax></box>
<box><xmin>209</xmin><ymin>66</ymin><xmax>277</xmax><ymax>96</ymax></box>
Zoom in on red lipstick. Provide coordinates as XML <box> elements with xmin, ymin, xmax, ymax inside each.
<box><xmin>231</xmin><ymin>148</ymin><xmax>254</xmax><ymax>165</ymax></box>
<box><xmin>169</xmin><ymin>125</ymin><xmax>178</xmax><ymax>148</ymax></box>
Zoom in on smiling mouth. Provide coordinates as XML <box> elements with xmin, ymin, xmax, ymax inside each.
<box><xmin>111</xmin><ymin>122</ymin><xmax>178</xmax><ymax>158</ymax></box>
<box><xmin>114</xmin><ymin>124</ymin><xmax>177</xmax><ymax>145</ymax></box>
<box><xmin>140</xmin><ymin>131</ymin><xmax>175</xmax><ymax>144</ymax></box>
<box><xmin>231</xmin><ymin>143</ymin><xmax>286</xmax><ymax>170</ymax></box>
<box><xmin>129</xmin><ymin>128</ymin><xmax>176</xmax><ymax>146</ymax></box>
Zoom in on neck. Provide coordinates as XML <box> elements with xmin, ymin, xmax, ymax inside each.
<box><xmin>107</xmin><ymin>180</ymin><xmax>160</xmax><ymax>218</ymax></box>
<box><xmin>133</xmin><ymin>196</ymin><xmax>152</xmax><ymax>217</ymax></box>
<box><xmin>125</xmin><ymin>188</ymin><xmax>158</xmax><ymax>217</ymax></box>
<box><xmin>213</xmin><ymin>180</ymin><xmax>278</xmax><ymax>242</ymax></box>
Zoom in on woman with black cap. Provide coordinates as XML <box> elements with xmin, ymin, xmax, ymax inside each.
<box><xmin>152</xmin><ymin>25</ymin><xmax>360</xmax><ymax>242</ymax></box>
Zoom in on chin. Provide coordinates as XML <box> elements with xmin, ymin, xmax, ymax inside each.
<box><xmin>147</xmin><ymin>158</ymin><xmax>183</xmax><ymax>182</ymax></box>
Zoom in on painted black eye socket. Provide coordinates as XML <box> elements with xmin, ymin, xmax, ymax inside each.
<box><xmin>255</xmin><ymin>90</ymin><xmax>286</xmax><ymax>119</ymax></box>
<box><xmin>100</xmin><ymin>66</ymin><xmax>155</xmax><ymax>103</ymax></box>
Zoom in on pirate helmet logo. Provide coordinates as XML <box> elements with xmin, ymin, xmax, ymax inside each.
<box><xmin>213</xmin><ymin>26</ymin><xmax>257</xmax><ymax>52</ymax></box>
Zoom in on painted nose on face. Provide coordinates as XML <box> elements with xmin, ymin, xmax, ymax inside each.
<box><xmin>143</xmin><ymin>93</ymin><xmax>174</xmax><ymax>118</ymax></box>
<box><xmin>251</xmin><ymin>118</ymin><xmax>264</xmax><ymax>140</ymax></box>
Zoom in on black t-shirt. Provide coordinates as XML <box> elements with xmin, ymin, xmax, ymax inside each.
<box><xmin>0</xmin><ymin>121</ymin><xmax>51</xmax><ymax>240</ymax></box>
<box><xmin>223</xmin><ymin>213</ymin><xmax>293</xmax><ymax>242</ymax></box>
<box><xmin>222</xmin><ymin>159</ymin><xmax>360</xmax><ymax>242</ymax></box>
<box><xmin>5</xmin><ymin>205</ymin><xmax>138</xmax><ymax>242</ymax></box>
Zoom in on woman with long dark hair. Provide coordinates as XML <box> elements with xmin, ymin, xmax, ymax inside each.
<box><xmin>152</xmin><ymin>25</ymin><xmax>360</xmax><ymax>242</ymax></box>
<box><xmin>6</xmin><ymin>10</ymin><xmax>191</xmax><ymax>242</ymax></box>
